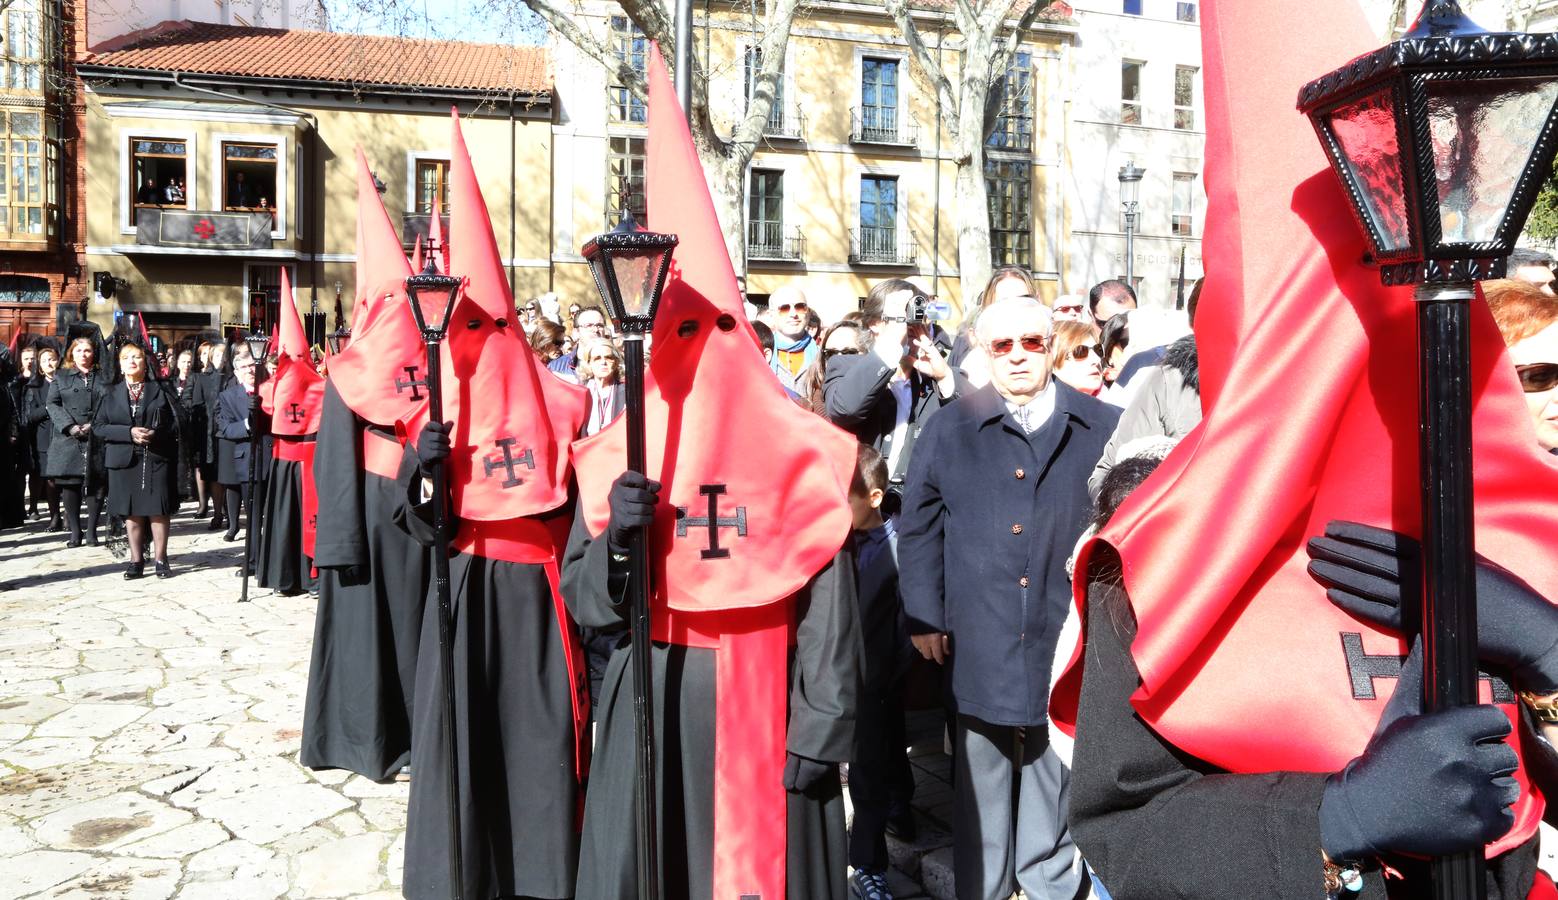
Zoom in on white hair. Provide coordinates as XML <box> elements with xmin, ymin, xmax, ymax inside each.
<box><xmin>975</xmin><ymin>297</ymin><xmax>1053</xmax><ymax>343</ymax></box>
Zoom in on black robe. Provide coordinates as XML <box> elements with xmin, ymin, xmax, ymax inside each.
<box><xmin>300</xmin><ymin>383</ymin><xmax>428</xmax><ymax>781</ymax></box>
<box><xmin>258</xmin><ymin>442</ymin><xmax>314</xmax><ymax>596</ymax></box>
<box><xmin>393</xmin><ymin>456</ymin><xmax>582</xmax><ymax>900</ymax></box>
<box><xmin>560</xmin><ymin>512</ymin><xmax>862</xmax><ymax>900</ymax></box>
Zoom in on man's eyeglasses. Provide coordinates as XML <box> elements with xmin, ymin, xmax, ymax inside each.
<box><xmin>1517</xmin><ymin>362</ymin><xmax>1558</xmax><ymax>393</ymax></box>
<box><xmin>776</xmin><ymin>302</ymin><xmax>809</xmax><ymax>314</ymax></box>
<box><xmin>988</xmin><ymin>335</ymin><xmax>1047</xmax><ymax>357</ymax></box>
<box><xmin>1054</xmin><ymin>304</ymin><xmax>1085</xmax><ymax>314</ymax></box>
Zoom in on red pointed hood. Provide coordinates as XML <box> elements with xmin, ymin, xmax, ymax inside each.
<box><xmin>351</xmin><ymin>147</ymin><xmax>411</xmax><ymax>334</ymax></box>
<box><xmin>260</xmin><ymin>267</ymin><xmax>325</xmax><ymax>435</ymax></box>
<box><xmin>393</xmin><ymin>109</ymin><xmax>587</xmax><ymax>521</ymax></box>
<box><xmin>573</xmin><ymin>46</ymin><xmax>857</xmax><ymax>613</ymax></box>
<box><xmin>1049</xmin><ymin>0</ymin><xmax>1557</xmax><ymax>855</ymax></box>
<box><xmin>429</xmin><ymin>194</ymin><xmax>449</xmax><ymax>276</ymax></box>
<box><xmin>411</xmin><ymin>234</ymin><xmax>425</xmax><ymax>275</ymax></box>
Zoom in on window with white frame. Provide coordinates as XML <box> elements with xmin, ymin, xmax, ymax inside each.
<box><xmin>744</xmin><ymin>46</ymin><xmax>786</xmax><ymax>132</ymax></box>
<box><xmin>986</xmin><ymin>158</ymin><xmax>1031</xmax><ymax>267</ymax></box>
<box><xmin>858</xmin><ymin>174</ymin><xmax>899</xmax><ymax>260</ymax></box>
<box><xmin>1</xmin><ymin>2</ymin><xmax>43</xmax><ymax>93</ymax></box>
<box><xmin>747</xmin><ymin>168</ymin><xmax>784</xmax><ymax>257</ymax></box>
<box><xmin>1177</xmin><ymin>2</ymin><xmax>1198</xmax><ymax>22</ymax></box>
<box><xmin>1124</xmin><ymin>0</ymin><xmax>1143</xmax><ymax>14</ymax></box>
<box><xmin>1172</xmin><ymin>173</ymin><xmax>1197</xmax><ymax>237</ymax></box>
<box><xmin>988</xmin><ymin>51</ymin><xmax>1032</xmax><ymax>152</ymax></box>
<box><xmin>609</xmin><ymin>16</ymin><xmax>647</xmax><ymax>124</ymax></box>
<box><xmin>1121</xmin><ymin>61</ymin><xmax>1143</xmax><ymax>126</ymax></box>
<box><xmin>130</xmin><ymin>136</ymin><xmax>187</xmax><ymax>224</ymax></box>
<box><xmin>1174</xmin><ymin>66</ymin><xmax>1197</xmax><ymax>130</ymax></box>
<box><xmin>221</xmin><ymin>141</ymin><xmax>278</xmax><ymax>211</ymax></box>
<box><xmin>606</xmin><ymin>136</ymin><xmax>646</xmax><ymax>229</ymax></box>
<box><xmin>860</xmin><ymin>57</ymin><xmax>900</xmax><ymax>141</ymax></box>
<box><xmin>415</xmin><ymin>158</ymin><xmax>450</xmax><ymax>215</ymax></box>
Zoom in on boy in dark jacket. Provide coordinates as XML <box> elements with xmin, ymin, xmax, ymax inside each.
<box><xmin>847</xmin><ymin>444</ymin><xmax>917</xmax><ymax>900</ymax></box>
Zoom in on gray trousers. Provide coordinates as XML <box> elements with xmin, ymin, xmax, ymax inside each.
<box><xmin>952</xmin><ymin>714</ymin><xmax>1086</xmax><ymax>900</ymax></box>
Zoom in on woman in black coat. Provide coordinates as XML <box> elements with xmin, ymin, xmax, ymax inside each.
<box><xmin>194</xmin><ymin>341</ymin><xmax>231</xmax><ymax>529</ymax></box>
<box><xmin>96</xmin><ymin>340</ymin><xmax>177</xmax><ymax>578</ymax></box>
<box><xmin>215</xmin><ymin>348</ymin><xmax>270</xmax><ymax>570</ymax></box>
<box><xmin>21</xmin><ymin>340</ymin><xmax>60</xmax><ymax>531</ymax></box>
<box><xmin>46</xmin><ymin>335</ymin><xmax>108</xmax><ymax>547</ymax></box>
<box><xmin>169</xmin><ymin>347</ymin><xmax>202</xmax><ymax>506</ymax></box>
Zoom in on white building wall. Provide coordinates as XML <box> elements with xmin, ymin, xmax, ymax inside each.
<box><xmin>1065</xmin><ymin>0</ymin><xmax>1204</xmax><ymax>309</ymax></box>
<box><xmin>87</xmin><ymin>0</ymin><xmax>329</xmax><ymax>49</ymax></box>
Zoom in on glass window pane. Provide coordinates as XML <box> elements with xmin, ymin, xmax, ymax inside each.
<box><xmin>12</xmin><ymin>114</ymin><xmax>38</xmax><ymax>136</ymax></box>
<box><xmin>1326</xmin><ymin>87</ymin><xmax>1412</xmax><ymax>252</ymax></box>
<box><xmin>1426</xmin><ymin>75</ymin><xmax>1558</xmax><ymax>244</ymax></box>
<box><xmin>0</xmin><ymin>207</ymin><xmax>10</xmax><ymax>232</ymax></box>
<box><xmin>26</xmin><ymin>206</ymin><xmax>39</xmax><ymax>233</ymax></box>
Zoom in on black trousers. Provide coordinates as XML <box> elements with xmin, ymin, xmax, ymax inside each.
<box><xmin>847</xmin><ymin>683</ymin><xmax>916</xmax><ymax>873</ymax></box>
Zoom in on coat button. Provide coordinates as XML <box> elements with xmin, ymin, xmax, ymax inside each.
<box><xmin>1011</xmin><ymin>523</ymin><xmax>1023</xmax><ymax>535</ymax></box>
<box><xmin>1015</xmin><ymin>468</ymin><xmax>1026</xmax><ymax>479</ymax></box>
<box><xmin>1019</xmin><ymin>576</ymin><xmax>1030</xmax><ymax>588</ymax></box>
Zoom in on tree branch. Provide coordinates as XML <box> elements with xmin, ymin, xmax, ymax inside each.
<box><xmin>989</xmin><ymin>0</ymin><xmax>1056</xmax><ymax>89</ymax></box>
<box><xmin>523</xmin><ymin>0</ymin><xmax>651</xmax><ymax>103</ymax></box>
<box><xmin>883</xmin><ymin>0</ymin><xmax>961</xmax><ymax>138</ymax></box>
<box><xmin>727</xmin><ymin>0</ymin><xmax>804</xmax><ymax>161</ymax></box>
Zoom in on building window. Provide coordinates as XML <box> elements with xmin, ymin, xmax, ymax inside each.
<box><xmin>1123</xmin><ymin>0</ymin><xmax>1143</xmax><ymax>14</ymax></box>
<box><xmin>1177</xmin><ymin>2</ymin><xmax>1198</xmax><ymax>22</ymax></box>
<box><xmin>0</xmin><ymin>112</ymin><xmax>44</xmax><ymax>236</ymax></box>
<box><xmin>1174</xmin><ymin>66</ymin><xmax>1197</xmax><ymax>130</ymax></box>
<box><xmin>609</xmin><ymin>15</ymin><xmax>647</xmax><ymax>124</ymax></box>
<box><xmin>745</xmin><ymin>46</ymin><xmax>785</xmax><ymax>132</ymax></box>
<box><xmin>1</xmin><ymin>4</ymin><xmax>42</xmax><ymax>92</ymax></box>
<box><xmin>861</xmin><ymin>57</ymin><xmax>900</xmax><ymax>141</ymax></box>
<box><xmin>415</xmin><ymin>159</ymin><xmax>450</xmax><ymax>215</ymax></box>
<box><xmin>747</xmin><ymin>168</ymin><xmax>784</xmax><ymax>256</ymax></box>
<box><xmin>130</xmin><ymin>136</ymin><xmax>187</xmax><ymax>224</ymax></box>
<box><xmin>1172</xmin><ymin>172</ymin><xmax>1197</xmax><ymax>236</ymax></box>
<box><xmin>606</xmin><ymin>136</ymin><xmax>646</xmax><ymax>228</ymax></box>
<box><xmin>858</xmin><ymin>174</ymin><xmax>898</xmax><ymax>259</ymax></box>
<box><xmin>1121</xmin><ymin>61</ymin><xmax>1143</xmax><ymax>125</ymax></box>
<box><xmin>988</xmin><ymin>51</ymin><xmax>1032</xmax><ymax>152</ymax></box>
<box><xmin>986</xmin><ymin>158</ymin><xmax>1031</xmax><ymax>268</ymax></box>
<box><xmin>221</xmin><ymin>141</ymin><xmax>277</xmax><ymax>210</ymax></box>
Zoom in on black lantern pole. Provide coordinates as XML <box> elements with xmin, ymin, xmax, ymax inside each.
<box><xmin>581</xmin><ymin>207</ymin><xmax>678</xmax><ymax>900</ymax></box>
<box><xmin>403</xmin><ymin>259</ymin><xmax>466</xmax><ymax>900</ymax></box>
<box><xmin>1300</xmin><ymin>3</ymin><xmax>1558</xmax><ymax>898</ymax></box>
<box><xmin>239</xmin><ymin>331</ymin><xmax>271</xmax><ymax>605</ymax></box>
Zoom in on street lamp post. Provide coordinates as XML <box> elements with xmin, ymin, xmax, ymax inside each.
<box><xmin>581</xmin><ymin>209</ymin><xmax>678</xmax><ymax>900</ymax></box>
<box><xmin>402</xmin><ymin>260</ymin><xmax>467</xmax><ymax>900</ymax></box>
<box><xmin>1119</xmin><ymin>162</ymin><xmax>1146</xmax><ymax>289</ymax></box>
<box><xmin>239</xmin><ymin>331</ymin><xmax>271</xmax><ymax>605</ymax></box>
<box><xmin>1298</xmin><ymin>3</ymin><xmax>1558</xmax><ymax>898</ymax></box>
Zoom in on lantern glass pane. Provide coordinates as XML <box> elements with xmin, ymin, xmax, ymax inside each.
<box><xmin>1326</xmin><ymin>88</ymin><xmax>1412</xmax><ymax>252</ymax></box>
<box><xmin>1427</xmin><ymin>76</ymin><xmax>1558</xmax><ymax>244</ymax></box>
<box><xmin>609</xmin><ymin>249</ymin><xmax>667</xmax><ymax>319</ymax></box>
<box><xmin>587</xmin><ymin>251</ymin><xmax>615</xmax><ymax>319</ymax></box>
<box><xmin>409</xmin><ymin>282</ymin><xmax>457</xmax><ymax>334</ymax></box>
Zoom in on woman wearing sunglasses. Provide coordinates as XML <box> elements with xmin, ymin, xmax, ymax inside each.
<box><xmin>1049</xmin><ymin>322</ymin><xmax>1105</xmax><ymax>397</ymax></box>
<box><xmin>1485</xmin><ymin>279</ymin><xmax>1558</xmax><ymax>454</ymax></box>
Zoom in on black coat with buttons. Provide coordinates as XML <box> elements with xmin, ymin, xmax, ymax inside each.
<box><xmin>898</xmin><ymin>381</ymin><xmax>1119</xmax><ymax>726</ymax></box>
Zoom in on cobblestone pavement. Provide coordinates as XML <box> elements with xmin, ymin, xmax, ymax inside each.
<box><xmin>0</xmin><ymin>511</ymin><xmax>968</xmax><ymax>900</ymax></box>
<box><xmin>0</xmin><ymin>514</ymin><xmax>408</xmax><ymax>900</ymax></box>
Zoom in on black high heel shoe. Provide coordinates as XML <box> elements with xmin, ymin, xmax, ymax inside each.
<box><xmin>154</xmin><ymin>561</ymin><xmax>172</xmax><ymax>579</ymax></box>
<box><xmin>123</xmin><ymin>561</ymin><xmax>144</xmax><ymax>580</ymax></box>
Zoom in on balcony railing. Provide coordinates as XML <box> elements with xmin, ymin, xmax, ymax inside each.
<box><xmin>402</xmin><ymin>212</ymin><xmax>450</xmax><ymax>247</ymax></box>
<box><xmin>760</xmin><ymin>106</ymin><xmax>806</xmax><ymax>141</ymax></box>
<box><xmin>748</xmin><ymin>223</ymin><xmax>805</xmax><ymax>261</ymax></box>
<box><xmin>851</xmin><ymin>107</ymin><xmax>918</xmax><ymax>145</ymax></box>
<box><xmin>132</xmin><ymin>208</ymin><xmax>274</xmax><ymax>251</ymax></box>
<box><xmin>850</xmin><ymin>227</ymin><xmax>916</xmax><ymax>266</ymax></box>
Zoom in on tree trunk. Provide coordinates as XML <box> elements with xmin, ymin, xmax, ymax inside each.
<box><xmin>706</xmin><ymin>153</ymin><xmax>748</xmax><ymax>277</ymax></box>
<box><xmin>953</xmin><ymin>75</ymin><xmax>994</xmax><ymax>307</ymax></box>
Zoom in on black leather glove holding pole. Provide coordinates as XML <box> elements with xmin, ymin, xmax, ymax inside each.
<box><xmin>416</xmin><ymin>421</ymin><xmax>451</xmax><ymax>480</ymax></box>
<box><xmin>606</xmin><ymin>471</ymin><xmax>660</xmax><ymax>556</ymax></box>
<box><xmin>1317</xmin><ymin>640</ymin><xmax>1520</xmax><ymax>860</ymax></box>
<box><xmin>1307</xmin><ymin>520</ymin><xmax>1558</xmax><ymax>693</ymax></box>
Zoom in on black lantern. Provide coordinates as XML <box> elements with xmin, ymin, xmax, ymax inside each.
<box><xmin>1299</xmin><ymin>0</ymin><xmax>1558</xmax><ymax>285</ymax></box>
<box><xmin>237</xmin><ymin>328</ymin><xmax>271</xmax><ymax>606</ymax></box>
<box><xmin>243</xmin><ymin>330</ymin><xmax>272</xmax><ymax>367</ymax></box>
<box><xmin>405</xmin><ymin>259</ymin><xmax>465</xmax><ymax>342</ymax></box>
<box><xmin>581</xmin><ymin>210</ymin><xmax>678</xmax><ymax>334</ymax></box>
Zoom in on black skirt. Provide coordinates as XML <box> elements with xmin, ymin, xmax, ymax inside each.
<box><xmin>257</xmin><ymin>457</ymin><xmax>312</xmax><ymax>595</ymax></box>
<box><xmin>107</xmin><ymin>456</ymin><xmax>177</xmax><ymax>517</ymax></box>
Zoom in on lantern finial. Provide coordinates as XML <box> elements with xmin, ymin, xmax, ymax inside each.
<box><xmin>1404</xmin><ymin>0</ymin><xmax>1486</xmax><ymax>39</ymax></box>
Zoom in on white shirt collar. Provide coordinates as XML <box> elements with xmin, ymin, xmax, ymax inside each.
<box><xmin>1003</xmin><ymin>380</ymin><xmax>1056</xmax><ymax>434</ymax></box>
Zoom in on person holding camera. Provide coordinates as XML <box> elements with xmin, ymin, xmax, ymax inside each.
<box><xmin>824</xmin><ymin>279</ymin><xmax>964</xmax><ymax>509</ymax></box>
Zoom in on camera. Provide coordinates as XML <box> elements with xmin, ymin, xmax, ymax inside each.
<box><xmin>907</xmin><ymin>293</ymin><xmax>950</xmax><ymax>325</ymax></box>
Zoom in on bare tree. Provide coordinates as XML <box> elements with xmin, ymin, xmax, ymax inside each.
<box><xmin>490</xmin><ymin>0</ymin><xmax>801</xmax><ymax>272</ymax></box>
<box><xmin>883</xmin><ymin>0</ymin><xmax>1056</xmax><ymax>303</ymax></box>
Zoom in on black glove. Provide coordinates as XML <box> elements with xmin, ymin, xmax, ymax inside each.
<box><xmin>416</xmin><ymin>421</ymin><xmax>451</xmax><ymax>478</ymax></box>
<box><xmin>606</xmin><ymin>471</ymin><xmax>660</xmax><ymax>555</ymax></box>
<box><xmin>782</xmin><ymin>752</ymin><xmax>834</xmax><ymax>794</ymax></box>
<box><xmin>1307</xmin><ymin>520</ymin><xmax>1558</xmax><ymax>692</ymax></box>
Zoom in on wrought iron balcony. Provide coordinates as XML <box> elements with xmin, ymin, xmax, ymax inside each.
<box><xmin>761</xmin><ymin>106</ymin><xmax>806</xmax><ymax>141</ymax></box>
<box><xmin>748</xmin><ymin>223</ymin><xmax>805</xmax><ymax>262</ymax></box>
<box><xmin>850</xmin><ymin>108</ymin><xmax>918</xmax><ymax>146</ymax></box>
<box><xmin>850</xmin><ymin>227</ymin><xmax>916</xmax><ymax>266</ymax></box>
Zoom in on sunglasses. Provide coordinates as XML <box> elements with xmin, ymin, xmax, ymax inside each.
<box><xmin>1517</xmin><ymin>362</ymin><xmax>1558</xmax><ymax>393</ymax></box>
<box><xmin>1061</xmin><ymin>344</ymin><xmax>1100</xmax><ymax>361</ymax></box>
<box><xmin>988</xmin><ymin>335</ymin><xmax>1047</xmax><ymax>357</ymax></box>
<box><xmin>776</xmin><ymin>302</ymin><xmax>809</xmax><ymax>314</ymax></box>
<box><xmin>823</xmin><ymin>347</ymin><xmax>862</xmax><ymax>359</ymax></box>
<box><xmin>1054</xmin><ymin>304</ymin><xmax>1085</xmax><ymax>314</ymax></box>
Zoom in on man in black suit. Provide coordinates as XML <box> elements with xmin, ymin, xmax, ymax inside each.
<box><xmin>900</xmin><ymin>297</ymin><xmax>1119</xmax><ymax>900</ymax></box>
<box><xmin>846</xmin><ymin>443</ymin><xmax>917</xmax><ymax>900</ymax></box>
<box><xmin>825</xmin><ymin>280</ymin><xmax>962</xmax><ymax>510</ymax></box>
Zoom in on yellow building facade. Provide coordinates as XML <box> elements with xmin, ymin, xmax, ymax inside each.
<box><xmin>76</xmin><ymin>22</ymin><xmax>553</xmax><ymax>343</ymax></box>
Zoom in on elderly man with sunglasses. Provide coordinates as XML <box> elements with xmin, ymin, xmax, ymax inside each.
<box><xmin>898</xmin><ymin>296</ymin><xmax>1119</xmax><ymax>900</ymax></box>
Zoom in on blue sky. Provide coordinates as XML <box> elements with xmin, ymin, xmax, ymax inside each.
<box><xmin>322</xmin><ymin>0</ymin><xmax>549</xmax><ymax>45</ymax></box>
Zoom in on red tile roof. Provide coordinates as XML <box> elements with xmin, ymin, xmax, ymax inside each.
<box><xmin>82</xmin><ymin>21</ymin><xmax>551</xmax><ymax>96</ymax></box>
